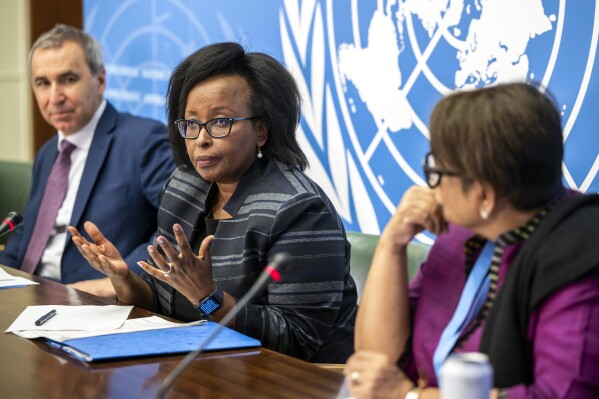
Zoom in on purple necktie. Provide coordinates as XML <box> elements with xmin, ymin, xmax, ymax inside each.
<box><xmin>21</xmin><ymin>140</ymin><xmax>76</xmax><ymax>274</ymax></box>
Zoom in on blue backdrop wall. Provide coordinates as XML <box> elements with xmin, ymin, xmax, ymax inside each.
<box><xmin>84</xmin><ymin>0</ymin><xmax>599</xmax><ymax>241</ymax></box>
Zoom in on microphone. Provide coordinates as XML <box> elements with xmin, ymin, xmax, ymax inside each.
<box><xmin>155</xmin><ymin>252</ymin><xmax>291</xmax><ymax>399</ymax></box>
<box><xmin>0</xmin><ymin>212</ymin><xmax>23</xmax><ymax>237</ymax></box>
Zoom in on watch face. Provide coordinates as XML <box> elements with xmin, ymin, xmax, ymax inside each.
<box><xmin>199</xmin><ymin>297</ymin><xmax>220</xmax><ymax>314</ymax></box>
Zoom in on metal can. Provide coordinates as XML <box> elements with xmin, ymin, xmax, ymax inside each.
<box><xmin>440</xmin><ymin>352</ymin><xmax>493</xmax><ymax>399</ymax></box>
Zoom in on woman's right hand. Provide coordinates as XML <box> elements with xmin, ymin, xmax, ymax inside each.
<box><xmin>68</xmin><ymin>221</ymin><xmax>129</xmax><ymax>279</ymax></box>
<box><xmin>381</xmin><ymin>186</ymin><xmax>446</xmax><ymax>249</ymax></box>
<box><xmin>345</xmin><ymin>350</ymin><xmax>415</xmax><ymax>399</ymax></box>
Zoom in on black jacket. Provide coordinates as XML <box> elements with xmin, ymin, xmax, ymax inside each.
<box><xmin>480</xmin><ymin>194</ymin><xmax>599</xmax><ymax>387</ymax></box>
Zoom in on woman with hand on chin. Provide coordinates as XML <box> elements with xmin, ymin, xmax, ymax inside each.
<box><xmin>69</xmin><ymin>42</ymin><xmax>358</xmax><ymax>363</ymax></box>
<box><xmin>346</xmin><ymin>83</ymin><xmax>599</xmax><ymax>398</ymax></box>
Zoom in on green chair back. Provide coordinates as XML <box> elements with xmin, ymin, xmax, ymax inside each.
<box><xmin>347</xmin><ymin>231</ymin><xmax>430</xmax><ymax>302</ymax></box>
<box><xmin>0</xmin><ymin>160</ymin><xmax>32</xmax><ymax>245</ymax></box>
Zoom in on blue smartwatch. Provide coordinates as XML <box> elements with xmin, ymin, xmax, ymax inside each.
<box><xmin>197</xmin><ymin>286</ymin><xmax>224</xmax><ymax>315</ymax></box>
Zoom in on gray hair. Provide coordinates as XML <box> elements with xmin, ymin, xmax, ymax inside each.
<box><xmin>29</xmin><ymin>24</ymin><xmax>104</xmax><ymax>75</ymax></box>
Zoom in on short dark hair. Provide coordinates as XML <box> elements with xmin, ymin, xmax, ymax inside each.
<box><xmin>29</xmin><ymin>24</ymin><xmax>103</xmax><ymax>75</ymax></box>
<box><xmin>430</xmin><ymin>82</ymin><xmax>563</xmax><ymax>210</ymax></box>
<box><xmin>166</xmin><ymin>42</ymin><xmax>308</xmax><ymax>170</ymax></box>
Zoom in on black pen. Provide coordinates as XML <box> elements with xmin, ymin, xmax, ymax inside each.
<box><xmin>35</xmin><ymin>309</ymin><xmax>57</xmax><ymax>326</ymax></box>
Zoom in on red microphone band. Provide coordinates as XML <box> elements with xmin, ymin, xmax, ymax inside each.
<box><xmin>264</xmin><ymin>265</ymin><xmax>281</xmax><ymax>282</ymax></box>
<box><xmin>3</xmin><ymin>219</ymin><xmax>15</xmax><ymax>231</ymax></box>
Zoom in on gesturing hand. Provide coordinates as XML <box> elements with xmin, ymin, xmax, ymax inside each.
<box><xmin>137</xmin><ymin>223</ymin><xmax>215</xmax><ymax>306</ymax></box>
<box><xmin>68</xmin><ymin>222</ymin><xmax>128</xmax><ymax>279</ymax></box>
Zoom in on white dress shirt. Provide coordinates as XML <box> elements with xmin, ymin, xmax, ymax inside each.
<box><xmin>38</xmin><ymin>100</ymin><xmax>107</xmax><ymax>280</ymax></box>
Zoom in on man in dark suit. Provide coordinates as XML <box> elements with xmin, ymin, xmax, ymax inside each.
<box><xmin>0</xmin><ymin>24</ymin><xmax>175</xmax><ymax>297</ymax></box>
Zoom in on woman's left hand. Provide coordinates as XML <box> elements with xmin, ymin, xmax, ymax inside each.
<box><xmin>345</xmin><ymin>350</ymin><xmax>416</xmax><ymax>399</ymax></box>
<box><xmin>137</xmin><ymin>223</ymin><xmax>216</xmax><ymax>305</ymax></box>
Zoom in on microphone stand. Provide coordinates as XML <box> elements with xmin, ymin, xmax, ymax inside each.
<box><xmin>155</xmin><ymin>253</ymin><xmax>288</xmax><ymax>398</ymax></box>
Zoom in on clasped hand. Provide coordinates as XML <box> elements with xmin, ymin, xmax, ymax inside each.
<box><xmin>69</xmin><ymin>222</ymin><xmax>215</xmax><ymax>305</ymax></box>
<box><xmin>346</xmin><ymin>351</ymin><xmax>439</xmax><ymax>399</ymax></box>
<box><xmin>345</xmin><ymin>350</ymin><xmax>414</xmax><ymax>399</ymax></box>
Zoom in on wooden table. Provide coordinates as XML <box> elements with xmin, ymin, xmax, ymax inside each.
<box><xmin>0</xmin><ymin>266</ymin><xmax>347</xmax><ymax>399</ymax></box>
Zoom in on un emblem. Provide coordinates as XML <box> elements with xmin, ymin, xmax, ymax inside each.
<box><xmin>281</xmin><ymin>0</ymin><xmax>599</xmax><ymax>237</ymax></box>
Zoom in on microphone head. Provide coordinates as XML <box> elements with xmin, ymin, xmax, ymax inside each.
<box><xmin>5</xmin><ymin>211</ymin><xmax>23</xmax><ymax>225</ymax></box>
<box><xmin>0</xmin><ymin>211</ymin><xmax>23</xmax><ymax>237</ymax></box>
<box><xmin>269</xmin><ymin>252</ymin><xmax>291</xmax><ymax>271</ymax></box>
<box><xmin>263</xmin><ymin>252</ymin><xmax>291</xmax><ymax>283</ymax></box>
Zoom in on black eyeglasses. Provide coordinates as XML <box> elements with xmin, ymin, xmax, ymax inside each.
<box><xmin>422</xmin><ymin>152</ymin><xmax>461</xmax><ymax>188</ymax></box>
<box><xmin>174</xmin><ymin>117</ymin><xmax>256</xmax><ymax>139</ymax></box>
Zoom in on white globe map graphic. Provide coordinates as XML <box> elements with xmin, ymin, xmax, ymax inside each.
<box><xmin>280</xmin><ymin>0</ymin><xmax>596</xmax><ymax>238</ymax></box>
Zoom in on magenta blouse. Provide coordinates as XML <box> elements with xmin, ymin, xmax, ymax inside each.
<box><xmin>402</xmin><ymin>225</ymin><xmax>599</xmax><ymax>398</ymax></box>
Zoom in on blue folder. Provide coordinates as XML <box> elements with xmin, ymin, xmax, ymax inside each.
<box><xmin>44</xmin><ymin>321</ymin><xmax>261</xmax><ymax>362</ymax></box>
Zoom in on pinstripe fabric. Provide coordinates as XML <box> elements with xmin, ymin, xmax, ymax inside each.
<box><xmin>143</xmin><ymin>159</ymin><xmax>358</xmax><ymax>362</ymax></box>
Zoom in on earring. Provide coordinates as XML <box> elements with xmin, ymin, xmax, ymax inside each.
<box><xmin>257</xmin><ymin>147</ymin><xmax>263</xmax><ymax>159</ymax></box>
<box><xmin>480</xmin><ymin>209</ymin><xmax>489</xmax><ymax>220</ymax></box>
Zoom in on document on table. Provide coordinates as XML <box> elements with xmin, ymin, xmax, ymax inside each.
<box><xmin>12</xmin><ymin>315</ymin><xmax>205</xmax><ymax>342</ymax></box>
<box><xmin>5</xmin><ymin>305</ymin><xmax>258</xmax><ymax>362</ymax></box>
<box><xmin>7</xmin><ymin>305</ymin><xmax>204</xmax><ymax>344</ymax></box>
<box><xmin>6</xmin><ymin>305</ymin><xmax>134</xmax><ymax>334</ymax></box>
<box><xmin>41</xmin><ymin>321</ymin><xmax>260</xmax><ymax>362</ymax></box>
<box><xmin>0</xmin><ymin>267</ymin><xmax>38</xmax><ymax>289</ymax></box>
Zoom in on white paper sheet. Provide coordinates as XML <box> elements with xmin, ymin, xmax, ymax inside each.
<box><xmin>5</xmin><ymin>305</ymin><xmax>133</xmax><ymax>332</ymax></box>
<box><xmin>0</xmin><ymin>267</ymin><xmax>38</xmax><ymax>288</ymax></box>
<box><xmin>12</xmin><ymin>316</ymin><xmax>205</xmax><ymax>342</ymax></box>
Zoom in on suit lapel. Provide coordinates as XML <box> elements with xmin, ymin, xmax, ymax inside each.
<box><xmin>69</xmin><ymin>104</ymin><xmax>117</xmax><ymax>229</ymax></box>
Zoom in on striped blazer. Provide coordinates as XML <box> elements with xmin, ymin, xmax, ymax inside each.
<box><xmin>143</xmin><ymin>159</ymin><xmax>358</xmax><ymax>362</ymax></box>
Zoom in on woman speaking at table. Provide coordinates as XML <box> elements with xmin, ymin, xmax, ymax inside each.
<box><xmin>69</xmin><ymin>42</ymin><xmax>358</xmax><ymax>363</ymax></box>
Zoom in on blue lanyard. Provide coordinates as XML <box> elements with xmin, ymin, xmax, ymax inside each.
<box><xmin>432</xmin><ymin>241</ymin><xmax>495</xmax><ymax>381</ymax></box>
